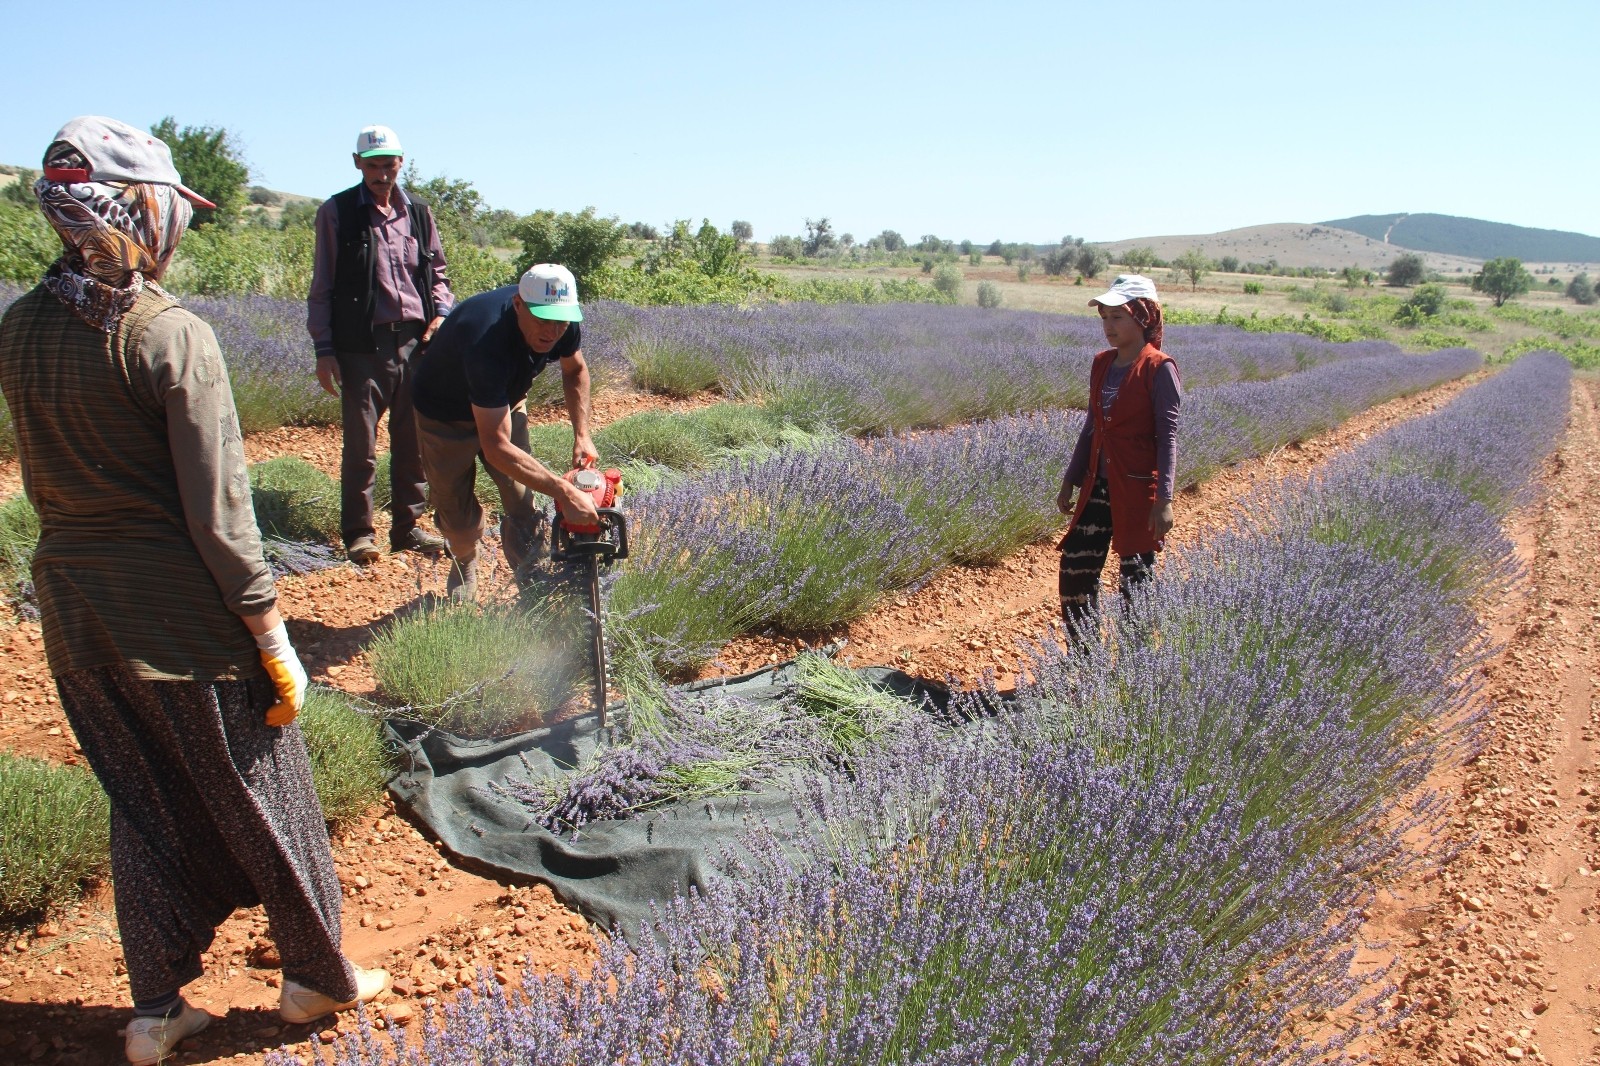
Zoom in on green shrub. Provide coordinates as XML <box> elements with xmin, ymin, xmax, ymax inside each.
<box><xmin>1566</xmin><ymin>272</ymin><xmax>1596</xmax><ymax>306</ymax></box>
<box><xmin>779</xmin><ymin>277</ymin><xmax>944</xmax><ymax>305</ymax></box>
<box><xmin>1242</xmin><ymin>281</ymin><xmax>1264</xmax><ymax>295</ymax></box>
<box><xmin>513</xmin><ymin>208</ymin><xmax>627</xmax><ymax>303</ymax></box>
<box><xmin>932</xmin><ymin>265</ymin><xmax>963</xmax><ymax>300</ymax></box>
<box><xmin>249</xmin><ymin>457</ymin><xmax>341</xmax><ymax>542</ymax></box>
<box><xmin>0</xmin><ymin>753</ymin><xmax>110</xmax><ymax>924</ymax></box>
<box><xmin>1394</xmin><ymin>283</ymin><xmax>1449</xmax><ymax>326</ymax></box>
<box><xmin>1</xmin><ymin>494</ymin><xmax>40</xmax><ymax>613</ymax></box>
<box><xmin>298</xmin><ymin>687</ymin><xmax>392</xmax><ymax>826</ymax></box>
<box><xmin>165</xmin><ymin>227</ymin><xmax>315</xmax><ymax>298</ymax></box>
<box><xmin>976</xmin><ymin>281</ymin><xmax>1002</xmax><ymax>309</ymax></box>
<box><xmin>368</xmin><ymin>599</ymin><xmax>589</xmax><ymax>737</ymax></box>
<box><xmin>0</xmin><ymin>201</ymin><xmax>58</xmax><ymax>285</ymax></box>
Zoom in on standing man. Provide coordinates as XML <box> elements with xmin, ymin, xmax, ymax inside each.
<box><xmin>307</xmin><ymin>124</ymin><xmax>451</xmax><ymax>564</ymax></box>
<box><xmin>412</xmin><ymin>263</ymin><xmax>601</xmax><ymax>601</ymax></box>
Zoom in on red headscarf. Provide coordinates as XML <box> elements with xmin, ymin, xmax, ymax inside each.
<box><xmin>1123</xmin><ymin>296</ymin><xmax>1163</xmax><ymax>351</ymax></box>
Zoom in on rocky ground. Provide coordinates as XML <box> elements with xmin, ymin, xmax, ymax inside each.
<box><xmin>3</xmin><ymin>371</ymin><xmax>1595</xmax><ymax>1064</ymax></box>
<box><xmin>1350</xmin><ymin>377</ymin><xmax>1600</xmax><ymax>1066</ymax></box>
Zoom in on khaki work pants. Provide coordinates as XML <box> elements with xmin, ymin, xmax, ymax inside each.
<box><xmin>414</xmin><ymin>407</ymin><xmax>546</xmax><ymax>574</ymax></box>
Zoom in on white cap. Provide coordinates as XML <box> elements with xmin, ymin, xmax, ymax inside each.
<box><xmin>354</xmin><ymin>125</ymin><xmax>403</xmax><ymax>157</ymax></box>
<box><xmin>1089</xmin><ymin>274</ymin><xmax>1159</xmax><ymax>307</ymax></box>
<box><xmin>45</xmin><ymin>116</ymin><xmax>217</xmax><ymax>208</ymax></box>
<box><xmin>518</xmin><ymin>263</ymin><xmax>582</xmax><ymax>322</ymax></box>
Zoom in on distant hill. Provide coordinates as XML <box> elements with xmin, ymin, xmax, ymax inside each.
<box><xmin>1319</xmin><ymin>213</ymin><xmax>1600</xmax><ymax>265</ymax></box>
<box><xmin>1100</xmin><ymin>223</ymin><xmax>1485</xmax><ymax>274</ymax></box>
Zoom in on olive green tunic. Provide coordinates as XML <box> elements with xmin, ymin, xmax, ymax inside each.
<box><xmin>0</xmin><ymin>285</ymin><xmax>275</xmax><ymax>681</ymax></box>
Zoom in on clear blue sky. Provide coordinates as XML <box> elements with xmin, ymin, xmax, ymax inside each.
<box><xmin>2</xmin><ymin>0</ymin><xmax>1594</xmax><ymax>244</ymax></box>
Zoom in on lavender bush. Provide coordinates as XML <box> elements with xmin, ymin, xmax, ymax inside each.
<box><xmin>287</xmin><ymin>353</ymin><xmax>1567</xmax><ymax>1066</ymax></box>
<box><xmin>183</xmin><ymin>294</ymin><xmax>340</xmax><ymax>433</ymax></box>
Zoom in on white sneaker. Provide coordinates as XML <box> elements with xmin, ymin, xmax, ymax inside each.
<box><xmin>124</xmin><ymin>1001</ymin><xmax>213</xmax><ymax>1065</ymax></box>
<box><xmin>279</xmin><ymin>965</ymin><xmax>390</xmax><ymax>1025</ymax></box>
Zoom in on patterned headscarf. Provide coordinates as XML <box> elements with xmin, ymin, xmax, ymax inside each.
<box><xmin>1122</xmin><ymin>296</ymin><xmax>1164</xmax><ymax>352</ymax></box>
<box><xmin>32</xmin><ymin>140</ymin><xmax>191</xmax><ymax>332</ymax></box>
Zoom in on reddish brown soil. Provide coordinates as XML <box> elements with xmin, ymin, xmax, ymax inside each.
<box><xmin>6</xmin><ymin>370</ymin><xmax>1596</xmax><ymax>1065</ymax></box>
<box><xmin>1349</xmin><ymin>377</ymin><xmax>1600</xmax><ymax>1066</ymax></box>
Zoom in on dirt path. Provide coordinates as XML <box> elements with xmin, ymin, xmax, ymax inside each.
<box><xmin>0</xmin><ymin>370</ymin><xmax>1506</xmax><ymax>1065</ymax></box>
<box><xmin>1354</xmin><ymin>377</ymin><xmax>1600</xmax><ymax>1066</ymax></box>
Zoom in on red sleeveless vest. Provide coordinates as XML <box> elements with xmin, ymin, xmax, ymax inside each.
<box><xmin>1065</xmin><ymin>343</ymin><xmax>1176</xmax><ymax>557</ymax></box>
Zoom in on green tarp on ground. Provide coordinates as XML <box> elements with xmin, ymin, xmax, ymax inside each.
<box><xmin>384</xmin><ymin>662</ymin><xmax>946</xmax><ymax>935</ymax></box>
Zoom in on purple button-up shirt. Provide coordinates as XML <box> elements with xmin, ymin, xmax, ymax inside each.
<box><xmin>306</xmin><ymin>184</ymin><xmax>454</xmax><ymax>358</ymax></box>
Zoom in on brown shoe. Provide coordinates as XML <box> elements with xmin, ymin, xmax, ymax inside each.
<box><xmin>346</xmin><ymin>536</ymin><xmax>381</xmax><ymax>566</ymax></box>
<box><xmin>445</xmin><ymin>555</ymin><xmax>478</xmax><ymax>603</ymax></box>
<box><xmin>392</xmin><ymin>527</ymin><xmax>446</xmax><ymax>555</ymax></box>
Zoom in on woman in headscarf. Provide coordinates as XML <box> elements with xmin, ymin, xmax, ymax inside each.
<box><xmin>0</xmin><ymin>117</ymin><xmax>386</xmax><ymax>1066</ymax></box>
<box><xmin>1055</xmin><ymin>273</ymin><xmax>1183</xmax><ymax>634</ymax></box>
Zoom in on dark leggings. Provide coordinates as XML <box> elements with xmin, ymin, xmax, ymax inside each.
<box><xmin>1058</xmin><ymin>478</ymin><xmax>1156</xmax><ymax>626</ymax></box>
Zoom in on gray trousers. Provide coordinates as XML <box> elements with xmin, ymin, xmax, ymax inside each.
<box><xmin>56</xmin><ymin>665</ymin><xmax>358</xmax><ymax>1004</ymax></box>
<box><xmin>338</xmin><ymin>322</ymin><xmax>427</xmax><ymax>548</ymax></box>
<box><xmin>414</xmin><ymin>407</ymin><xmax>546</xmax><ymax>574</ymax></box>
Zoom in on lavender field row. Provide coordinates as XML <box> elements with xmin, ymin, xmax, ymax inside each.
<box><xmin>0</xmin><ymin>284</ymin><xmax>1421</xmax><ymax>458</ymax></box>
<box><xmin>304</xmin><ymin>354</ymin><xmax>1570</xmax><ymax>1065</ymax></box>
<box><xmin>613</xmin><ymin>346</ymin><xmax>1484</xmax><ymax>668</ymax></box>
<box><xmin>588</xmin><ymin>299</ymin><xmax>1410</xmax><ymax>433</ymax></box>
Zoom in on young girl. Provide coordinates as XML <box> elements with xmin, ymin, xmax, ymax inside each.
<box><xmin>1056</xmin><ymin>274</ymin><xmax>1182</xmax><ymax>630</ymax></box>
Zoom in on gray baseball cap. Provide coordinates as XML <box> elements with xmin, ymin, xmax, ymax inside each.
<box><xmin>44</xmin><ymin>116</ymin><xmax>217</xmax><ymax>208</ymax></box>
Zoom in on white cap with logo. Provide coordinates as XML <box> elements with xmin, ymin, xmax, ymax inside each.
<box><xmin>1089</xmin><ymin>274</ymin><xmax>1160</xmax><ymax>307</ymax></box>
<box><xmin>354</xmin><ymin>125</ymin><xmax>403</xmax><ymax>158</ymax></box>
<box><xmin>518</xmin><ymin>264</ymin><xmax>582</xmax><ymax>322</ymax></box>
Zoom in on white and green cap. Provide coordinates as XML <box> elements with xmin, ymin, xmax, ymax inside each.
<box><xmin>518</xmin><ymin>263</ymin><xmax>582</xmax><ymax>322</ymax></box>
<box><xmin>354</xmin><ymin>125</ymin><xmax>403</xmax><ymax>158</ymax></box>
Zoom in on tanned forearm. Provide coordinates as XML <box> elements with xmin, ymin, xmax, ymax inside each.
<box><xmin>562</xmin><ymin>356</ymin><xmax>591</xmax><ymax>439</ymax></box>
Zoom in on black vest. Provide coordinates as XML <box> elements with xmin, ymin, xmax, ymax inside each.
<box><xmin>329</xmin><ymin>184</ymin><xmax>439</xmax><ymax>354</ymax></box>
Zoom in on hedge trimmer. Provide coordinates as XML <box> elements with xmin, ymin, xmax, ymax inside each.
<box><xmin>550</xmin><ymin>466</ymin><xmax>629</xmax><ymax>728</ymax></box>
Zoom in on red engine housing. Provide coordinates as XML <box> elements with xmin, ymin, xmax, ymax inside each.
<box><xmin>563</xmin><ymin>466</ymin><xmax>622</xmax><ymax>535</ymax></box>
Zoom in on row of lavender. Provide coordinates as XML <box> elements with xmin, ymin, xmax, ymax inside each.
<box><xmin>1</xmin><ymin>285</ymin><xmax>1409</xmax><ymax>459</ymax></box>
<box><xmin>587</xmin><ymin>300</ymin><xmax>1406</xmax><ymax>433</ymax></box>
<box><xmin>298</xmin><ymin>355</ymin><xmax>1569</xmax><ymax>1065</ymax></box>
<box><xmin>614</xmin><ymin>346</ymin><xmax>1484</xmax><ymax>668</ymax></box>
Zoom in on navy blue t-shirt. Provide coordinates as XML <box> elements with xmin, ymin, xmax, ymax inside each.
<box><xmin>412</xmin><ymin>284</ymin><xmax>581</xmax><ymax>422</ymax></box>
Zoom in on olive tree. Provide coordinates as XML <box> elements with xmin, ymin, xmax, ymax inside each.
<box><xmin>1385</xmin><ymin>252</ymin><xmax>1425</xmax><ymax>287</ymax></box>
<box><xmin>1170</xmin><ymin>247</ymin><xmax>1212</xmax><ymax>291</ymax></box>
<box><xmin>1471</xmin><ymin>257</ymin><xmax>1532</xmax><ymax>307</ymax></box>
<box><xmin>151</xmin><ymin>116</ymin><xmax>250</xmax><ymax>227</ymax></box>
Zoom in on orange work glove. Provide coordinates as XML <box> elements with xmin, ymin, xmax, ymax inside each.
<box><xmin>254</xmin><ymin>622</ymin><xmax>308</xmax><ymax>727</ymax></box>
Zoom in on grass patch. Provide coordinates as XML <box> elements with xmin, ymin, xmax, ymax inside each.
<box><xmin>249</xmin><ymin>457</ymin><xmax>340</xmax><ymax>542</ymax></box>
<box><xmin>298</xmin><ymin>686</ymin><xmax>393</xmax><ymax>826</ymax></box>
<box><xmin>0</xmin><ymin>753</ymin><xmax>110</xmax><ymax>925</ymax></box>
<box><xmin>1</xmin><ymin>493</ymin><xmax>39</xmax><ymax>616</ymax></box>
<box><xmin>367</xmin><ymin>599</ymin><xmax>590</xmax><ymax>737</ymax></box>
